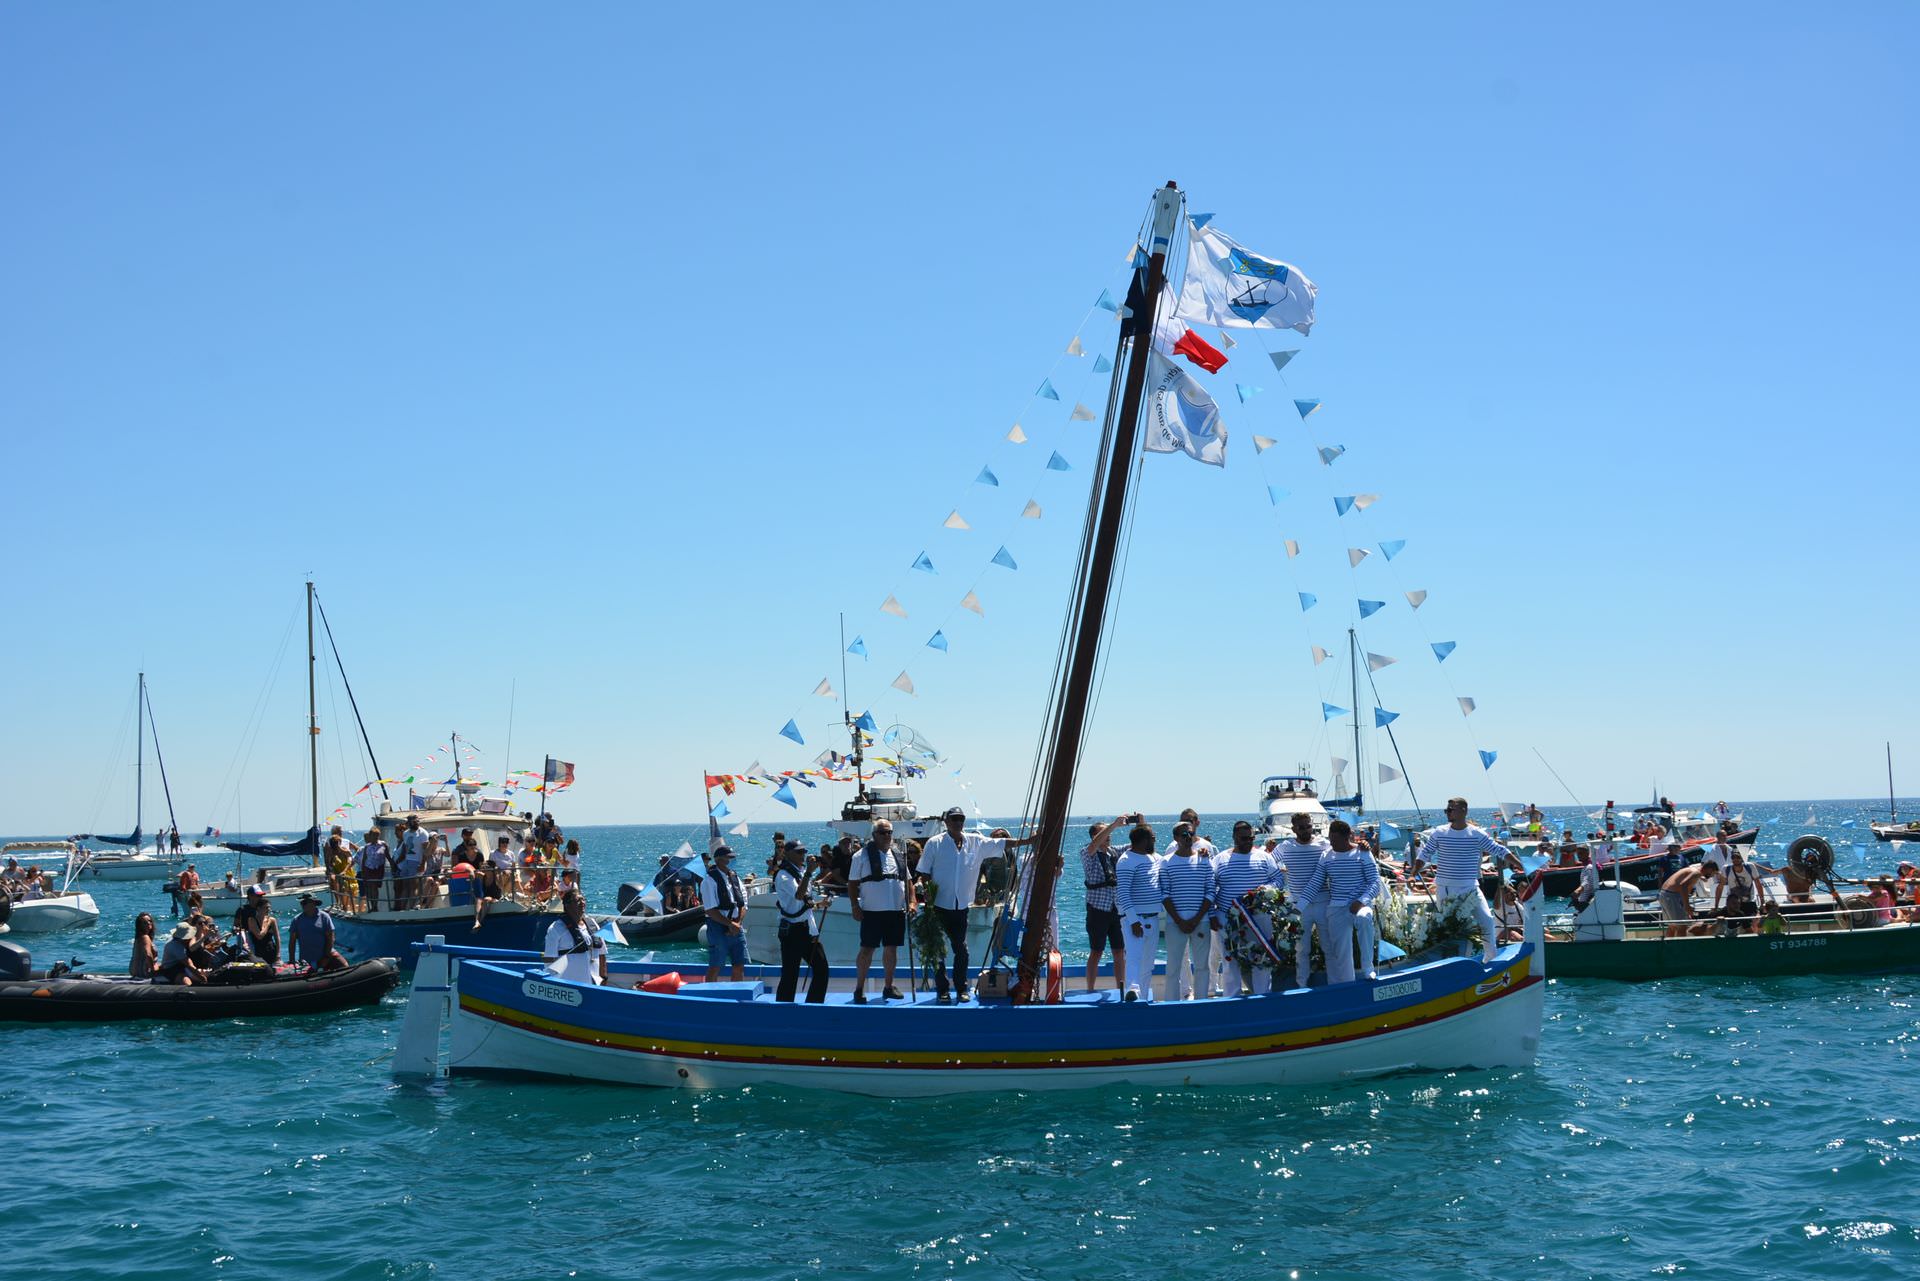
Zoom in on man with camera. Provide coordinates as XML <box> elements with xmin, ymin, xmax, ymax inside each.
<box><xmin>773</xmin><ymin>838</ymin><xmax>829</xmax><ymax>1002</ymax></box>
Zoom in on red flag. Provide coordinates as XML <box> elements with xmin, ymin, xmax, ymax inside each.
<box><xmin>1172</xmin><ymin>329</ymin><xmax>1228</xmax><ymax>373</ymax></box>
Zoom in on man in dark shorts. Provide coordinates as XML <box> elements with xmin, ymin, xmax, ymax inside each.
<box><xmin>848</xmin><ymin>821</ymin><xmax>915</xmax><ymax>1003</ymax></box>
<box><xmin>1080</xmin><ymin>813</ymin><xmax>1138</xmax><ymax>991</ymax></box>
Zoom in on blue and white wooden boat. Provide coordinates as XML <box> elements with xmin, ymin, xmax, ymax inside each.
<box><xmin>393</xmin><ymin>182</ymin><xmax>1547</xmax><ymax>1096</ymax></box>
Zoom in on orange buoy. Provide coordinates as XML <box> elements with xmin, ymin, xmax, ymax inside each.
<box><xmin>640</xmin><ymin>971</ymin><xmax>685</xmax><ymax>994</ymax></box>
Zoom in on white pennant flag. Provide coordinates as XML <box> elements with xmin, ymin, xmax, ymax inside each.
<box><xmin>1405</xmin><ymin>589</ymin><xmax>1427</xmax><ymax>609</ymax></box>
<box><xmin>1311</xmin><ymin>645</ymin><xmax>1329</xmax><ymax>665</ymax></box>
<box><xmin>961</xmin><ymin>590</ymin><xmax>984</xmax><ymax>616</ymax></box>
<box><xmin>881</xmin><ymin>594</ymin><xmax>908</xmax><ymax>618</ymax></box>
<box><xmin>1330</xmin><ymin>756</ymin><xmax>1350</xmax><ymax>776</ymax></box>
<box><xmin>1216</xmin><ymin>329</ymin><xmax>1236</xmax><ymax>350</ymax></box>
<box><xmin>812</xmin><ymin>678</ymin><xmax>835</xmax><ymax>698</ymax></box>
<box><xmin>729</xmin><ymin>820</ymin><xmax>750</xmax><ymax>837</ymax></box>
<box><xmin>1353</xmin><ymin>493</ymin><xmax>1380</xmax><ymax>511</ymax></box>
<box><xmin>1021</xmin><ymin>499</ymin><xmax>1042</xmax><ymax>519</ymax></box>
<box><xmin>1378</xmin><ymin>763</ymin><xmax>1401</xmax><ymax>783</ymax></box>
<box><xmin>1253</xmin><ymin>434</ymin><xmax>1278</xmax><ymax>453</ymax></box>
<box><xmin>1066</xmin><ymin>336</ymin><xmax>1084</xmax><ymax>356</ymax></box>
<box><xmin>1070</xmin><ymin>402</ymin><xmax>1095</xmax><ymax>421</ymax></box>
<box><xmin>1285</xmin><ymin>539</ymin><xmax>1300</xmax><ymax>558</ymax></box>
<box><xmin>1142</xmin><ymin>350</ymin><xmax>1228</xmax><ymax>466</ymax></box>
<box><xmin>1348</xmin><ymin>547</ymin><xmax>1370</xmax><ymax>568</ymax></box>
<box><xmin>1367</xmin><ymin>652</ymin><xmax>1396</xmax><ymax>672</ymax></box>
<box><xmin>1007</xmin><ymin>424</ymin><xmax>1027</xmax><ymax>443</ymax></box>
<box><xmin>943</xmin><ymin>510</ymin><xmax>970</xmax><ymax>530</ymax></box>
<box><xmin>891</xmin><ymin>671</ymin><xmax>916</xmax><ymax>696</ymax></box>
<box><xmin>1458</xmin><ymin>697</ymin><xmax>1476</xmax><ymax>717</ymax></box>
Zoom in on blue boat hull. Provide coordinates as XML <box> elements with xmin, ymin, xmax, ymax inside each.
<box><xmin>335</xmin><ymin>910</ymin><xmax>557</xmax><ymax>971</ymax></box>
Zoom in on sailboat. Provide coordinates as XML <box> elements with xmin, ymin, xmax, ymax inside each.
<box><xmin>1870</xmin><ymin>743</ymin><xmax>1915</xmax><ymax>841</ymax></box>
<box><xmin>393</xmin><ymin>182</ymin><xmax>1547</xmax><ymax>1094</ymax></box>
<box><xmin>73</xmin><ymin>674</ymin><xmax>216</xmax><ymax>880</ymax></box>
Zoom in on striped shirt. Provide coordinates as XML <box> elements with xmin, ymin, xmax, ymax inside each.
<box><xmin>1274</xmin><ymin>838</ymin><xmax>1331</xmax><ymax>908</ymax></box>
<box><xmin>1081</xmin><ymin>844</ymin><xmax>1119</xmax><ymax>913</ymax></box>
<box><xmin>1114</xmin><ymin>851</ymin><xmax>1161</xmax><ymax>917</ymax></box>
<box><xmin>1416</xmin><ymin>824</ymin><xmax>1509</xmax><ymax>882</ymax></box>
<box><xmin>1211</xmin><ymin>848</ymin><xmax>1282</xmax><ymax>918</ymax></box>
<box><xmin>1316</xmin><ymin>848</ymin><xmax>1380</xmax><ymax>907</ymax></box>
<box><xmin>1157</xmin><ymin>851</ymin><xmax>1216</xmax><ymax>919</ymax></box>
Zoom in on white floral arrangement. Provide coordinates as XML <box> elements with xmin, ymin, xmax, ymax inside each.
<box><xmin>1223</xmin><ymin>885</ymin><xmax>1307</xmax><ymax>982</ymax></box>
<box><xmin>1375</xmin><ymin>884</ymin><xmax>1484</xmax><ymax>957</ymax></box>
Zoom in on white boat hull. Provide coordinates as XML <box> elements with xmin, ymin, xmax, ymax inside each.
<box><xmin>79</xmin><ymin>854</ymin><xmax>181</xmax><ymax>881</ymax></box>
<box><xmin>2</xmin><ymin>893</ymin><xmax>102</xmax><ymax>934</ymax></box>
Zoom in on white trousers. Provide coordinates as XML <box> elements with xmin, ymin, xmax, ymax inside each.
<box><xmin>1206</xmin><ymin>925</ymin><xmax>1226</xmax><ymax>995</ymax></box>
<box><xmin>1435</xmin><ymin>879</ymin><xmax>1500</xmax><ymax>962</ymax></box>
<box><xmin>1222</xmin><ymin>954</ymin><xmax>1273</xmax><ymax>997</ymax></box>
<box><xmin>1161</xmin><ymin>921</ymin><xmax>1211</xmax><ymax>1001</ymax></box>
<box><xmin>1294</xmin><ymin>902</ymin><xmax>1328</xmax><ymax>989</ymax></box>
<box><xmin>1322</xmin><ymin>904</ymin><xmax>1378</xmax><ymax>984</ymax></box>
<box><xmin>1121</xmin><ymin>913</ymin><xmax>1160</xmax><ymax>1000</ymax></box>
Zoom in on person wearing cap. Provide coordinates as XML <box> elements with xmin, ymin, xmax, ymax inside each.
<box><xmin>158</xmin><ymin>920</ymin><xmax>207</xmax><ymax>985</ymax></box>
<box><xmin>1211</xmin><ymin>820</ymin><xmax>1283</xmax><ymax>996</ymax></box>
<box><xmin>1114</xmin><ymin>823</ymin><xmax>1162</xmax><ymax>1002</ymax></box>
<box><xmin>701</xmin><ymin>845</ymin><xmax>750</xmax><ymax>982</ymax></box>
<box><xmin>849</xmin><ymin>823</ymin><xmax>915</xmax><ymax>1003</ymax></box>
<box><xmin>1158</xmin><ymin>821</ymin><xmax>1216</xmax><ymax>1000</ymax></box>
<box><xmin>543</xmin><ymin>889</ymin><xmax>609</xmax><ymax>985</ymax></box>
<box><xmin>289</xmin><ymin>894</ymin><xmax>346</xmax><ymax>971</ymax></box>
<box><xmin>914</xmin><ymin>807</ymin><xmax>1036</xmax><ymax>1002</ymax></box>
<box><xmin>773</xmin><ymin>839</ymin><xmax>829</xmax><ymax>1003</ymax></box>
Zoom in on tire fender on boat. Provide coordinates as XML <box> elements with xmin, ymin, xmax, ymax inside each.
<box><xmin>1786</xmin><ymin>835</ymin><xmax>1835</xmax><ymax>877</ymax></box>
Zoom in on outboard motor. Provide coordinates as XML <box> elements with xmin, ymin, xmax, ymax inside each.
<box><xmin>616</xmin><ymin>881</ymin><xmax>651</xmax><ymax>916</ymax></box>
<box><xmin>0</xmin><ymin>939</ymin><xmax>32</xmax><ymax>982</ymax></box>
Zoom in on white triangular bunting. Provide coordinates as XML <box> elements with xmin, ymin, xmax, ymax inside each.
<box><xmin>1405</xmin><ymin>589</ymin><xmax>1427</xmax><ymax>609</ymax></box>
<box><xmin>1458</xmin><ymin>696</ymin><xmax>1476</xmax><ymax>716</ymax></box>
<box><xmin>1379</xmin><ymin>763</ymin><xmax>1402</xmax><ymax>783</ymax></box>
<box><xmin>1331</xmin><ymin>756</ymin><xmax>1349</xmax><ymax>775</ymax></box>
<box><xmin>1284</xmin><ymin>539</ymin><xmax>1300</xmax><ymax>558</ymax></box>
<box><xmin>1253</xmin><ymin>434</ymin><xmax>1278</xmax><ymax>453</ymax></box>
<box><xmin>1311</xmin><ymin>645</ymin><xmax>1329</xmax><ymax>665</ymax></box>
<box><xmin>1021</xmin><ymin>499</ymin><xmax>1042</xmax><ymax>519</ymax></box>
<box><xmin>1067</xmin><ymin>336</ymin><xmax>1084</xmax><ymax>356</ymax></box>
<box><xmin>1070</xmin><ymin>403</ymin><xmax>1095</xmax><ymax>421</ymax></box>
<box><xmin>881</xmin><ymin>594</ymin><xmax>908</xmax><ymax>618</ymax></box>
<box><xmin>1007</xmin><ymin>424</ymin><xmax>1027</xmax><ymax>443</ymax></box>
<box><xmin>943</xmin><ymin>510</ymin><xmax>970</xmax><ymax>530</ymax></box>
<box><xmin>812</xmin><ymin>678</ymin><xmax>835</xmax><ymax>698</ymax></box>
<box><xmin>1366</xmin><ymin>652</ymin><xmax>1396</xmax><ymax>672</ymax></box>
<box><xmin>891</xmin><ymin>671</ymin><xmax>916</xmax><ymax>696</ymax></box>
<box><xmin>1353</xmin><ymin>493</ymin><xmax>1380</xmax><ymax>511</ymax></box>
<box><xmin>1348</xmin><ymin>547</ymin><xmax>1370</xmax><ymax>568</ymax></box>
<box><xmin>960</xmin><ymin>590</ymin><xmax>984</xmax><ymax>616</ymax></box>
<box><xmin>1216</xmin><ymin>330</ymin><xmax>1236</xmax><ymax>350</ymax></box>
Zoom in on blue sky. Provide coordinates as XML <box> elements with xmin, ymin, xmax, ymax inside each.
<box><xmin>2</xmin><ymin>4</ymin><xmax>1915</xmax><ymax>834</ymax></box>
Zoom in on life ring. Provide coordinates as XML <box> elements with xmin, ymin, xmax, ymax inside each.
<box><xmin>1786</xmin><ymin>835</ymin><xmax>1834</xmax><ymax>878</ymax></box>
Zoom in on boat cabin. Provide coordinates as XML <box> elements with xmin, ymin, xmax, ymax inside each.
<box><xmin>1257</xmin><ymin>774</ymin><xmax>1332</xmax><ymax>840</ymax></box>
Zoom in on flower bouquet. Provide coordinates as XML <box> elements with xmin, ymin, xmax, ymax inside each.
<box><xmin>1223</xmin><ymin>885</ymin><xmax>1307</xmax><ymax>986</ymax></box>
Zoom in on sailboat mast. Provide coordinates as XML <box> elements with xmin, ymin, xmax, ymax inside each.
<box><xmin>1015</xmin><ymin>181</ymin><xmax>1184</xmax><ymax>1001</ymax></box>
<box><xmin>306</xmin><ymin>580</ymin><xmax>320</xmax><ymax>863</ymax></box>
<box><xmin>1349</xmin><ymin>628</ymin><xmax>1363</xmax><ymax>817</ymax></box>
<box><xmin>840</xmin><ymin>613</ymin><xmax>864</xmax><ymax>806</ymax></box>
<box><xmin>1890</xmin><ymin>742</ymin><xmax>1897</xmax><ymax>821</ymax></box>
<box><xmin>136</xmin><ymin>671</ymin><xmax>145</xmax><ymax>849</ymax></box>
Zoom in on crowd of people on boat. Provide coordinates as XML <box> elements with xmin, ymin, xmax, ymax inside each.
<box><xmin>1</xmin><ymin>859</ymin><xmax>58</xmax><ymax>901</ymax></box>
<box><xmin>320</xmin><ymin>813</ymin><xmax>582</xmax><ymax>924</ymax></box>
<box><xmin>131</xmin><ymin>889</ymin><xmax>345</xmax><ymax>985</ymax></box>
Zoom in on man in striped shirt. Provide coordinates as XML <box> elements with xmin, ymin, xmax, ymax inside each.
<box><xmin>1114</xmin><ymin>824</ymin><xmax>1163</xmax><ymax>1003</ymax></box>
<box><xmin>1212</xmin><ymin>820</ymin><xmax>1283</xmax><ymax>995</ymax></box>
<box><xmin>1411</xmin><ymin>797</ymin><xmax>1504</xmax><ymax>963</ymax></box>
<box><xmin>1274</xmin><ymin>811</ymin><xmax>1331</xmax><ymax>989</ymax></box>
<box><xmin>1158</xmin><ymin>822</ymin><xmax>1216</xmax><ymax>1000</ymax></box>
<box><xmin>1316</xmin><ymin>820</ymin><xmax>1381</xmax><ymax>984</ymax></box>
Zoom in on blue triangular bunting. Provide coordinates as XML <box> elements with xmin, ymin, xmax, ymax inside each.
<box><xmin>1374</xmin><ymin>708</ymin><xmax>1400</xmax><ymax>728</ymax></box>
<box><xmin>911</xmin><ymin>551</ymin><xmax>936</xmax><ymax>573</ymax></box>
<box><xmin>1479</xmin><ymin>749</ymin><xmax>1498</xmax><ymax>771</ymax></box>
<box><xmin>991</xmin><ymin>546</ymin><xmax>1018</xmax><ymax>570</ymax></box>
<box><xmin>1046</xmin><ymin>451</ymin><xmax>1071</xmax><ymax>471</ymax></box>
<box><xmin>1357</xmin><ymin>599</ymin><xmax>1385</xmax><ymax>619</ymax></box>
<box><xmin>1431</xmin><ymin>641</ymin><xmax>1457</xmax><ymax>662</ymax></box>
<box><xmin>1093</xmin><ymin>354</ymin><xmax>1112</xmax><ymax>373</ymax></box>
<box><xmin>1038</xmin><ymin>379</ymin><xmax>1060</xmax><ymax>401</ymax></box>
<box><xmin>926</xmin><ymin>630</ymin><xmax>949</xmax><ymax>652</ymax></box>
<box><xmin>854</xmin><ymin>710</ymin><xmax>877</xmax><ymax>732</ymax></box>
<box><xmin>1095</xmin><ymin>289</ymin><xmax>1119</xmax><ymax>313</ymax></box>
<box><xmin>772</xmin><ymin>780</ymin><xmax>798</xmax><ymax>808</ymax></box>
<box><xmin>778</xmin><ymin>719</ymin><xmax>805</xmax><ymax>745</ymax></box>
<box><xmin>1298</xmin><ymin>592</ymin><xmax>1317</xmax><ymax>611</ymax></box>
<box><xmin>1322</xmin><ymin>702</ymin><xmax>1348</xmax><ymax>721</ymax></box>
<box><xmin>846</xmin><ymin>635</ymin><xmax>867</xmax><ymax>659</ymax></box>
<box><xmin>710</xmin><ymin>799</ymin><xmax>731</xmax><ymax>818</ymax></box>
<box><xmin>1236</xmin><ymin>384</ymin><xmax>1262</xmax><ymax>404</ymax></box>
<box><xmin>1270</xmin><ymin>350</ymin><xmax>1299</xmax><ymax>372</ymax></box>
<box><xmin>1189</xmin><ymin>212</ymin><xmax>1215</xmax><ymax>230</ymax></box>
<box><xmin>976</xmin><ymin>466</ymin><xmax>999</xmax><ymax>487</ymax></box>
<box><xmin>1379</xmin><ymin>539</ymin><xmax>1407</xmax><ymax>560</ymax></box>
<box><xmin>1333</xmin><ymin>496</ymin><xmax>1355</xmax><ymax>516</ymax></box>
<box><xmin>1294</xmin><ymin>398</ymin><xmax>1321</xmax><ymax>418</ymax></box>
<box><xmin>1267</xmin><ymin>485</ymin><xmax>1289</xmax><ymax>505</ymax></box>
<box><xmin>1318</xmin><ymin>445</ymin><xmax>1345</xmax><ymax>465</ymax></box>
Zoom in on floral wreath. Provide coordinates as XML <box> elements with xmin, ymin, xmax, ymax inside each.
<box><xmin>1223</xmin><ymin>885</ymin><xmax>1305</xmax><ymax>980</ymax></box>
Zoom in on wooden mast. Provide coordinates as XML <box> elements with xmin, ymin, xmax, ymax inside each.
<box><xmin>1014</xmin><ymin>182</ymin><xmax>1184</xmax><ymax>1003</ymax></box>
<box><xmin>307</xmin><ymin>580</ymin><xmax>320</xmax><ymax>865</ymax></box>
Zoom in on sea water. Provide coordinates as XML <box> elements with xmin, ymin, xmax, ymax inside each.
<box><xmin>3</xmin><ymin>800</ymin><xmax>1915</xmax><ymax>1280</ymax></box>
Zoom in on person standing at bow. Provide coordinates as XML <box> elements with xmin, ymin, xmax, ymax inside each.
<box><xmin>1411</xmin><ymin>797</ymin><xmax>1505</xmax><ymax>963</ymax></box>
<box><xmin>1080</xmin><ymin>814</ymin><xmax>1138</xmax><ymax>992</ymax></box>
<box><xmin>542</xmin><ymin>889</ymin><xmax>609</xmax><ymax>985</ymax></box>
<box><xmin>1212</xmin><ymin>820</ymin><xmax>1282</xmax><ymax>995</ymax></box>
<box><xmin>1158</xmin><ymin>822</ymin><xmax>1216</xmax><ymax>1000</ymax></box>
<box><xmin>1315</xmin><ymin>820</ymin><xmax>1381</xmax><ymax>983</ymax></box>
<box><xmin>1274</xmin><ymin>812</ymin><xmax>1331</xmax><ymax>988</ymax></box>
<box><xmin>849</xmin><ymin>825</ymin><xmax>915</xmax><ymax>1003</ymax></box>
<box><xmin>914</xmin><ymin>807</ymin><xmax>1034</xmax><ymax>1003</ymax></box>
<box><xmin>1114</xmin><ymin>824</ymin><xmax>1162</xmax><ymax>1003</ymax></box>
<box><xmin>773</xmin><ymin>840</ymin><xmax>828</xmax><ymax>1003</ymax></box>
<box><xmin>355</xmin><ymin>828</ymin><xmax>391</xmax><ymax>913</ymax></box>
<box><xmin>701</xmin><ymin>845</ymin><xmax>750</xmax><ymax>982</ymax></box>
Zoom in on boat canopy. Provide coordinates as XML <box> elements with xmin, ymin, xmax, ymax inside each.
<box><xmin>222</xmin><ymin>828</ymin><xmax>319</xmax><ymax>862</ymax></box>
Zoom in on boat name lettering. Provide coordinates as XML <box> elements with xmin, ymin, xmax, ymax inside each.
<box><xmin>1373</xmin><ymin>978</ymin><xmax>1422</xmax><ymax>1002</ymax></box>
<box><xmin>521</xmin><ymin>978</ymin><xmax>583</xmax><ymax>1006</ymax></box>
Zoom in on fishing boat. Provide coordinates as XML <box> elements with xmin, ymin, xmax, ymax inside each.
<box><xmin>393</xmin><ymin>182</ymin><xmax>1547</xmax><ymax>1094</ymax></box>
<box><xmin>0</xmin><ymin>940</ymin><xmax>399</xmax><ymax>1021</ymax></box>
<box><xmin>1256</xmin><ymin>773</ymin><xmax>1334</xmax><ymax>841</ymax></box>
<box><xmin>1545</xmin><ymin>882</ymin><xmax>1920</xmax><ymax>979</ymax></box>
<box><xmin>0</xmin><ymin>843</ymin><xmax>102</xmax><ymax>935</ymax></box>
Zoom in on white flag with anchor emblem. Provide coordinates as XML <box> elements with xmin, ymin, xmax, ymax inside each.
<box><xmin>1176</xmin><ymin>221</ymin><xmax>1317</xmax><ymax>335</ymax></box>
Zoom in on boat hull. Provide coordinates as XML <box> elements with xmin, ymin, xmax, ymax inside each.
<box><xmin>0</xmin><ymin>958</ymin><xmax>399</xmax><ymax>1021</ymax></box>
<box><xmin>333</xmin><ymin>904</ymin><xmax>558</xmax><ymax>970</ymax></box>
<box><xmin>438</xmin><ymin>945</ymin><xmax>1544</xmax><ymax>1096</ymax></box>
<box><xmin>1</xmin><ymin>894</ymin><xmax>101</xmax><ymax>934</ymax></box>
<box><xmin>79</xmin><ymin>857</ymin><xmax>181</xmax><ymax>882</ymax></box>
<box><xmin>1548</xmin><ymin>921</ymin><xmax>1920</xmax><ymax>980</ymax></box>
<box><xmin>1871</xmin><ymin>823</ymin><xmax>1920</xmax><ymax>842</ymax></box>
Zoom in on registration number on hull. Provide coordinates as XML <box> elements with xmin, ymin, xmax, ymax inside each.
<box><xmin>1767</xmin><ymin>937</ymin><xmax>1828</xmax><ymax>951</ymax></box>
<box><xmin>1373</xmin><ymin>978</ymin><xmax>1423</xmax><ymax>1001</ymax></box>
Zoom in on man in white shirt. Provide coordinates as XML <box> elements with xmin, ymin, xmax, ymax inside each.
<box><xmin>542</xmin><ymin>889</ymin><xmax>608</xmax><ymax>985</ymax></box>
<box><xmin>1411</xmin><ymin>798</ymin><xmax>1505</xmax><ymax>964</ymax></box>
<box><xmin>1273</xmin><ymin>811</ymin><xmax>1331</xmax><ymax>989</ymax></box>
<box><xmin>849</xmin><ymin>824</ymin><xmax>915</xmax><ymax>1003</ymax></box>
<box><xmin>914</xmin><ymin>807</ymin><xmax>1035</xmax><ymax>1002</ymax></box>
<box><xmin>1113</xmin><ymin>823</ymin><xmax>1162</xmax><ymax>1003</ymax></box>
<box><xmin>1212</xmin><ymin>820</ymin><xmax>1282</xmax><ymax>996</ymax></box>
